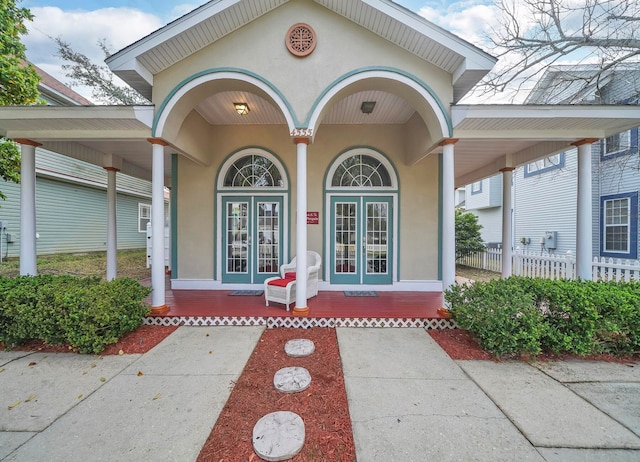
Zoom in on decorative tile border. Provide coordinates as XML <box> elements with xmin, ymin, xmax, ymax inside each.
<box><xmin>144</xmin><ymin>316</ymin><xmax>457</xmax><ymax>329</ymax></box>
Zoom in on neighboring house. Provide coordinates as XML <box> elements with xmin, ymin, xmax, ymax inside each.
<box><xmin>464</xmin><ymin>176</ymin><xmax>503</xmax><ymax>245</ymax></box>
<box><xmin>0</xmin><ymin>65</ymin><xmax>157</xmax><ymax>259</ymax></box>
<box><xmin>1</xmin><ymin>1</ymin><xmax>639</xmax><ymax>314</ymax></box>
<box><xmin>464</xmin><ymin>65</ymin><xmax>640</xmax><ymax>261</ymax></box>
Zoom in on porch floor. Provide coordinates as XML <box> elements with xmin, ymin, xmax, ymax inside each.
<box><xmin>144</xmin><ymin>283</ymin><xmax>454</xmax><ymax>329</ymax></box>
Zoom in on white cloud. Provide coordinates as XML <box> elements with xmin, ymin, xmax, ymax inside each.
<box><xmin>23</xmin><ymin>6</ymin><xmax>163</xmax><ymax>100</ymax></box>
<box><xmin>418</xmin><ymin>1</ymin><xmax>499</xmax><ymax>51</ymax></box>
<box><xmin>169</xmin><ymin>3</ymin><xmax>202</xmax><ymax>21</ymax></box>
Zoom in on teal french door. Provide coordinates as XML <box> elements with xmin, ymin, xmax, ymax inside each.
<box><xmin>222</xmin><ymin>196</ymin><xmax>283</xmax><ymax>284</ymax></box>
<box><xmin>330</xmin><ymin>196</ymin><xmax>392</xmax><ymax>284</ymax></box>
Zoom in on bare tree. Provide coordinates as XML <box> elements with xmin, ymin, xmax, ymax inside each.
<box><xmin>479</xmin><ymin>0</ymin><xmax>640</xmax><ymax>102</ymax></box>
<box><xmin>55</xmin><ymin>37</ymin><xmax>150</xmax><ymax>105</ymax></box>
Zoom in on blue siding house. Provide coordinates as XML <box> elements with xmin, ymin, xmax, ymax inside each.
<box><xmin>0</xmin><ymin>65</ymin><xmax>155</xmax><ymax>259</ymax></box>
<box><xmin>464</xmin><ymin>66</ymin><xmax>640</xmax><ymax>262</ymax></box>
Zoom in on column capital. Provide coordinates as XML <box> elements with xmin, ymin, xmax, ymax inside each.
<box><xmin>147</xmin><ymin>138</ymin><xmax>170</xmax><ymax>146</ymax></box>
<box><xmin>103</xmin><ymin>166</ymin><xmax>121</xmax><ymax>172</ymax></box>
<box><xmin>293</xmin><ymin>137</ymin><xmax>311</xmax><ymax>145</ymax></box>
<box><xmin>439</xmin><ymin>138</ymin><xmax>459</xmax><ymax>146</ymax></box>
<box><xmin>13</xmin><ymin>138</ymin><xmax>42</xmax><ymax>147</ymax></box>
<box><xmin>499</xmin><ymin>167</ymin><xmax>516</xmax><ymax>172</ymax></box>
<box><xmin>571</xmin><ymin>138</ymin><xmax>599</xmax><ymax>147</ymax></box>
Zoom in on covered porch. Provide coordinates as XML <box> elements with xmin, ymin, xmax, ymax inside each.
<box><xmin>143</xmin><ymin>277</ymin><xmax>452</xmax><ymax>329</ymax></box>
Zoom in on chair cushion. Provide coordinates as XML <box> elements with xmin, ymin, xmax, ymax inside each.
<box><xmin>284</xmin><ymin>272</ymin><xmax>297</xmax><ymax>279</ymax></box>
<box><xmin>267</xmin><ymin>278</ymin><xmax>295</xmax><ymax>287</ymax></box>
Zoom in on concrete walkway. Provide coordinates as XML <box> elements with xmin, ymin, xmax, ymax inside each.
<box><xmin>338</xmin><ymin>328</ymin><xmax>640</xmax><ymax>461</ymax></box>
<box><xmin>1</xmin><ymin>326</ymin><xmax>639</xmax><ymax>461</ymax></box>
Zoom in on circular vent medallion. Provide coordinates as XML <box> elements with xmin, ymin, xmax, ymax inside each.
<box><xmin>286</xmin><ymin>23</ymin><xmax>317</xmax><ymax>57</ymax></box>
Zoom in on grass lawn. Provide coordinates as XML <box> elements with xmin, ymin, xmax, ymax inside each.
<box><xmin>456</xmin><ymin>264</ymin><xmax>500</xmax><ymax>282</ymax></box>
<box><xmin>0</xmin><ymin>249</ymin><xmax>150</xmax><ymax>280</ymax></box>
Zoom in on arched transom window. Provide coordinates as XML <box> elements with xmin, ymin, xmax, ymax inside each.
<box><xmin>328</xmin><ymin>150</ymin><xmax>396</xmax><ymax>189</ymax></box>
<box><xmin>223</xmin><ymin>154</ymin><xmax>283</xmax><ymax>188</ymax></box>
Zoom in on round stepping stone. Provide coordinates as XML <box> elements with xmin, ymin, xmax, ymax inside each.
<box><xmin>274</xmin><ymin>366</ymin><xmax>311</xmax><ymax>393</ymax></box>
<box><xmin>284</xmin><ymin>338</ymin><xmax>315</xmax><ymax>357</ymax></box>
<box><xmin>252</xmin><ymin>411</ymin><xmax>305</xmax><ymax>462</ymax></box>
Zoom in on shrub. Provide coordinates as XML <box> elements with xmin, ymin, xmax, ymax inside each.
<box><xmin>0</xmin><ymin>275</ymin><xmax>151</xmax><ymax>354</ymax></box>
<box><xmin>446</xmin><ymin>278</ymin><xmax>544</xmax><ymax>357</ymax></box>
<box><xmin>445</xmin><ymin>277</ymin><xmax>640</xmax><ymax>358</ymax></box>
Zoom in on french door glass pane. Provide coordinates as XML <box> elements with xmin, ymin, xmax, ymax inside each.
<box><xmin>366</xmin><ymin>202</ymin><xmax>388</xmax><ymax>274</ymax></box>
<box><xmin>257</xmin><ymin>201</ymin><xmax>280</xmax><ymax>273</ymax></box>
<box><xmin>335</xmin><ymin>203</ymin><xmax>357</xmax><ymax>273</ymax></box>
<box><xmin>226</xmin><ymin>202</ymin><xmax>248</xmax><ymax>273</ymax></box>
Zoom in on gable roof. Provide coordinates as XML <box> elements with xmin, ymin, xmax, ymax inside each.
<box><xmin>525</xmin><ymin>65</ymin><xmax>640</xmax><ymax>105</ymax></box>
<box><xmin>106</xmin><ymin>0</ymin><xmax>496</xmax><ymax>102</ymax></box>
<box><xmin>33</xmin><ymin>63</ymin><xmax>93</xmax><ymax>106</ymax></box>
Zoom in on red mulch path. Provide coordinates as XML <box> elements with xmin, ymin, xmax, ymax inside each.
<box><xmin>196</xmin><ymin>327</ymin><xmax>356</xmax><ymax>462</ymax></box>
<box><xmin>429</xmin><ymin>329</ymin><xmax>640</xmax><ymax>363</ymax></box>
<box><xmin>429</xmin><ymin>329</ymin><xmax>494</xmax><ymax>360</ymax></box>
<box><xmin>101</xmin><ymin>325</ymin><xmax>178</xmax><ymax>355</ymax></box>
<box><xmin>1</xmin><ymin>325</ymin><xmax>178</xmax><ymax>355</ymax></box>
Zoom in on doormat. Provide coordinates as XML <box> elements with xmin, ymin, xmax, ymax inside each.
<box><xmin>229</xmin><ymin>290</ymin><xmax>264</xmax><ymax>296</ymax></box>
<box><xmin>344</xmin><ymin>291</ymin><xmax>378</xmax><ymax>297</ymax></box>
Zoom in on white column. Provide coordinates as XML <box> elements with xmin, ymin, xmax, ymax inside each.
<box><xmin>149</xmin><ymin>139</ymin><xmax>168</xmax><ymax>314</ymax></box>
<box><xmin>500</xmin><ymin>167</ymin><xmax>515</xmax><ymax>278</ymax></box>
<box><xmin>105</xmin><ymin>167</ymin><xmax>118</xmax><ymax>280</ymax></box>
<box><xmin>16</xmin><ymin>140</ymin><xmax>39</xmax><ymax>276</ymax></box>
<box><xmin>294</xmin><ymin>139</ymin><xmax>309</xmax><ymax>314</ymax></box>
<box><xmin>441</xmin><ymin>139</ymin><xmax>457</xmax><ymax>292</ymax></box>
<box><xmin>574</xmin><ymin>139</ymin><xmax>596</xmax><ymax>280</ymax></box>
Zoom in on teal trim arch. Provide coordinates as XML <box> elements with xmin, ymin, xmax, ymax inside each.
<box><xmin>323</xmin><ymin>145</ymin><xmax>401</xmax><ymax>192</ymax></box>
<box><xmin>214</xmin><ymin>146</ymin><xmax>292</xmax><ymax>192</ymax></box>
<box><xmin>152</xmin><ymin>67</ymin><xmax>299</xmax><ymax>136</ymax></box>
<box><xmin>307</xmin><ymin>66</ymin><xmax>453</xmax><ymax>138</ymax></box>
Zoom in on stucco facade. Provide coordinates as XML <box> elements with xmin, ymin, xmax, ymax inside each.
<box><xmin>147</xmin><ymin>0</ymin><xmax>453</xmax><ymax>291</ymax></box>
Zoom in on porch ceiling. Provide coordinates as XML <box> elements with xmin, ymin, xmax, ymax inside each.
<box><xmin>2</xmin><ymin>103</ymin><xmax>640</xmax><ymax>188</ymax></box>
<box><xmin>447</xmin><ymin>104</ymin><xmax>640</xmax><ymax>187</ymax></box>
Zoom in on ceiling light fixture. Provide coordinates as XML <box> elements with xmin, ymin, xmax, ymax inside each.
<box><xmin>234</xmin><ymin>102</ymin><xmax>250</xmax><ymax>115</ymax></box>
<box><xmin>360</xmin><ymin>101</ymin><xmax>376</xmax><ymax>114</ymax></box>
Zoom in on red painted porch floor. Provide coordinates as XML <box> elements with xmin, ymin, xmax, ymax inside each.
<box><xmin>143</xmin><ymin>282</ymin><xmax>453</xmax><ymax>328</ymax></box>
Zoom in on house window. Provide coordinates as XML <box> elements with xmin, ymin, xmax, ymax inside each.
<box><xmin>524</xmin><ymin>153</ymin><xmax>565</xmax><ymax>177</ymax></box>
<box><xmin>601</xmin><ymin>129</ymin><xmax>638</xmax><ymax>160</ymax></box>
<box><xmin>600</xmin><ymin>192</ymin><xmax>638</xmax><ymax>259</ymax></box>
<box><xmin>223</xmin><ymin>154</ymin><xmax>283</xmax><ymax>187</ymax></box>
<box><xmin>139</xmin><ymin>203</ymin><xmax>151</xmax><ymax>233</ymax></box>
<box><xmin>470</xmin><ymin>180</ymin><xmax>482</xmax><ymax>195</ymax></box>
<box><xmin>331</xmin><ymin>154</ymin><xmax>392</xmax><ymax>188</ymax></box>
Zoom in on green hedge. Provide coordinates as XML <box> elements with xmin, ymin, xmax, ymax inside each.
<box><xmin>445</xmin><ymin>277</ymin><xmax>640</xmax><ymax>358</ymax></box>
<box><xmin>0</xmin><ymin>275</ymin><xmax>151</xmax><ymax>354</ymax></box>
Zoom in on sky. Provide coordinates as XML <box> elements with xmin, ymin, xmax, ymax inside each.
<box><xmin>19</xmin><ymin>0</ymin><xmax>501</xmax><ymax>101</ymax></box>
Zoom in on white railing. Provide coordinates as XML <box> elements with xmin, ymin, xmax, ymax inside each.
<box><xmin>458</xmin><ymin>247</ymin><xmax>640</xmax><ymax>282</ymax></box>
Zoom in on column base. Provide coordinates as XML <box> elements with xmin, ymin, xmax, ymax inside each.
<box><xmin>150</xmin><ymin>304</ymin><xmax>170</xmax><ymax>315</ymax></box>
<box><xmin>437</xmin><ymin>307</ymin><xmax>452</xmax><ymax>318</ymax></box>
<box><xmin>293</xmin><ymin>306</ymin><xmax>309</xmax><ymax>316</ymax></box>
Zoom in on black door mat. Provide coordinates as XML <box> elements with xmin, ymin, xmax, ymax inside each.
<box><xmin>229</xmin><ymin>290</ymin><xmax>264</xmax><ymax>296</ymax></box>
<box><xmin>344</xmin><ymin>291</ymin><xmax>378</xmax><ymax>297</ymax></box>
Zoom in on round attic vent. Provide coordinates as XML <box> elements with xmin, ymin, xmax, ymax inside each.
<box><xmin>286</xmin><ymin>23</ymin><xmax>316</xmax><ymax>57</ymax></box>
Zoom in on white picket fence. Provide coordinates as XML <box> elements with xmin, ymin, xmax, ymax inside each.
<box><xmin>458</xmin><ymin>247</ymin><xmax>503</xmax><ymax>272</ymax></box>
<box><xmin>458</xmin><ymin>248</ymin><xmax>640</xmax><ymax>282</ymax></box>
